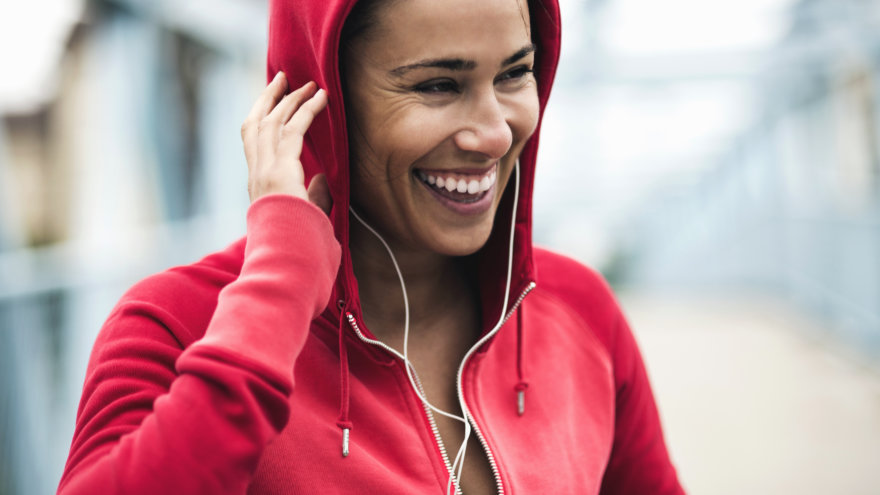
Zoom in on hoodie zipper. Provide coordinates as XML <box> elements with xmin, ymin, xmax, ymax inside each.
<box><xmin>345</xmin><ymin>313</ymin><xmax>463</xmax><ymax>495</ymax></box>
<box><xmin>457</xmin><ymin>282</ymin><xmax>535</xmax><ymax>495</ymax></box>
<box><xmin>344</xmin><ymin>281</ymin><xmax>535</xmax><ymax>495</ymax></box>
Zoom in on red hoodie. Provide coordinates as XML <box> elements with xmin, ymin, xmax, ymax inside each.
<box><xmin>58</xmin><ymin>0</ymin><xmax>685</xmax><ymax>493</ymax></box>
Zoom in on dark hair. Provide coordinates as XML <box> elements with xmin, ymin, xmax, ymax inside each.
<box><xmin>340</xmin><ymin>0</ymin><xmax>391</xmax><ymax>47</ymax></box>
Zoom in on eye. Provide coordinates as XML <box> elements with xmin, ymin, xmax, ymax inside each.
<box><xmin>413</xmin><ymin>79</ymin><xmax>460</xmax><ymax>94</ymax></box>
<box><xmin>497</xmin><ymin>65</ymin><xmax>534</xmax><ymax>84</ymax></box>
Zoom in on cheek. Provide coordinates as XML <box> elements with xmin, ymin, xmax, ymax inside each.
<box><xmin>515</xmin><ymin>90</ymin><xmax>541</xmax><ymax>142</ymax></box>
<box><xmin>349</xmin><ymin>109</ymin><xmax>453</xmax><ymax>206</ymax></box>
<box><xmin>372</xmin><ymin>109</ymin><xmax>460</xmax><ymax>167</ymax></box>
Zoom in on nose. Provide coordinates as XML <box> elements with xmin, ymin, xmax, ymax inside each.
<box><xmin>453</xmin><ymin>90</ymin><xmax>513</xmax><ymax>160</ymax></box>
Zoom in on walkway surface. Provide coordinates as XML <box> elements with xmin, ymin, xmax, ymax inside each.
<box><xmin>621</xmin><ymin>291</ymin><xmax>880</xmax><ymax>495</ymax></box>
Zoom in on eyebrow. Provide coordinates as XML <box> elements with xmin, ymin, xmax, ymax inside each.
<box><xmin>502</xmin><ymin>43</ymin><xmax>537</xmax><ymax>67</ymax></box>
<box><xmin>390</xmin><ymin>43</ymin><xmax>536</xmax><ymax>77</ymax></box>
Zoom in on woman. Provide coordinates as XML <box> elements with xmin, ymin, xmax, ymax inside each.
<box><xmin>58</xmin><ymin>0</ymin><xmax>685</xmax><ymax>493</ymax></box>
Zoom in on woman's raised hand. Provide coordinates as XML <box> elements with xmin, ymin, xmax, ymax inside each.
<box><xmin>241</xmin><ymin>72</ymin><xmax>331</xmax><ymax>213</ymax></box>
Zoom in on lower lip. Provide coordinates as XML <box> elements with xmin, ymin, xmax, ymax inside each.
<box><xmin>416</xmin><ymin>175</ymin><xmax>496</xmax><ymax>216</ymax></box>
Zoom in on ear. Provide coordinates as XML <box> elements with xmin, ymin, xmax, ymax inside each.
<box><xmin>307</xmin><ymin>173</ymin><xmax>333</xmax><ymax>216</ymax></box>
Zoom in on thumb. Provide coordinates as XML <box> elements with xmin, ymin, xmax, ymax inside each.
<box><xmin>307</xmin><ymin>173</ymin><xmax>333</xmax><ymax>216</ymax></box>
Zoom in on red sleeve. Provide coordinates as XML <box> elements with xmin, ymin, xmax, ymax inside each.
<box><xmin>57</xmin><ymin>195</ymin><xmax>341</xmax><ymax>495</ymax></box>
<box><xmin>532</xmin><ymin>249</ymin><xmax>684</xmax><ymax>494</ymax></box>
<box><xmin>599</xmin><ymin>311</ymin><xmax>686</xmax><ymax>495</ymax></box>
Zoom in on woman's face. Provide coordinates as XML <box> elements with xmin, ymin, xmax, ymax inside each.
<box><xmin>343</xmin><ymin>0</ymin><xmax>539</xmax><ymax>256</ymax></box>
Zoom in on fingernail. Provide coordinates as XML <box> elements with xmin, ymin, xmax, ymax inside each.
<box><xmin>275</xmin><ymin>71</ymin><xmax>285</xmax><ymax>82</ymax></box>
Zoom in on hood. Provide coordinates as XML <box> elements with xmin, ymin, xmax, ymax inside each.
<box><xmin>267</xmin><ymin>0</ymin><xmax>561</xmax><ymax>336</ymax></box>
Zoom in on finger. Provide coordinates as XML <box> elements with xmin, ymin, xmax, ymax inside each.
<box><xmin>247</xmin><ymin>71</ymin><xmax>288</xmax><ymax>123</ymax></box>
<box><xmin>257</xmin><ymin>83</ymin><xmax>320</xmax><ymax>170</ymax></box>
<box><xmin>275</xmin><ymin>89</ymin><xmax>328</xmax><ymax>162</ymax></box>
<box><xmin>271</xmin><ymin>81</ymin><xmax>318</xmax><ymax>125</ymax></box>
<box><xmin>242</xmin><ymin>72</ymin><xmax>287</xmax><ymax>167</ymax></box>
<box><xmin>307</xmin><ymin>173</ymin><xmax>333</xmax><ymax>216</ymax></box>
<box><xmin>256</xmin><ymin>111</ymin><xmax>279</xmax><ymax>179</ymax></box>
<box><xmin>256</xmin><ymin>83</ymin><xmax>307</xmax><ymax>172</ymax></box>
<box><xmin>283</xmin><ymin>88</ymin><xmax>328</xmax><ymax>136</ymax></box>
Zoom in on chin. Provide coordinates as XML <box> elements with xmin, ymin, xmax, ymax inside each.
<box><xmin>424</xmin><ymin>222</ymin><xmax>494</xmax><ymax>257</ymax></box>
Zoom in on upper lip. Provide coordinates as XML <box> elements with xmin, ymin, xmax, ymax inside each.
<box><xmin>414</xmin><ymin>163</ymin><xmax>498</xmax><ymax>175</ymax></box>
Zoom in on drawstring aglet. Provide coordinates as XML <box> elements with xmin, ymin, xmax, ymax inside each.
<box><xmin>517</xmin><ymin>389</ymin><xmax>525</xmax><ymax>416</ymax></box>
<box><xmin>341</xmin><ymin>428</ymin><xmax>351</xmax><ymax>457</ymax></box>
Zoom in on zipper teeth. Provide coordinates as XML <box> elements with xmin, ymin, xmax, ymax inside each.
<box><xmin>499</xmin><ymin>282</ymin><xmax>536</xmax><ymax>329</ymax></box>
<box><xmin>345</xmin><ymin>313</ymin><xmax>462</xmax><ymax>495</ymax></box>
<box><xmin>410</xmin><ymin>367</ymin><xmax>462</xmax><ymax>495</ymax></box>
<box><xmin>461</xmin><ymin>281</ymin><xmax>535</xmax><ymax>495</ymax></box>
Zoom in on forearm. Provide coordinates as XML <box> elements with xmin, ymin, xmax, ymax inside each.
<box><xmin>59</xmin><ymin>195</ymin><xmax>341</xmax><ymax>495</ymax></box>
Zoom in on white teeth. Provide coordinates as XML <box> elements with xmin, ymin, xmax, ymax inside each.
<box><xmin>480</xmin><ymin>176</ymin><xmax>491</xmax><ymax>192</ymax></box>
<box><xmin>417</xmin><ymin>167</ymin><xmax>497</xmax><ymax>196</ymax></box>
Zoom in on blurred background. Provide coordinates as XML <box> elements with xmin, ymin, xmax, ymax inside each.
<box><xmin>0</xmin><ymin>0</ymin><xmax>878</xmax><ymax>493</ymax></box>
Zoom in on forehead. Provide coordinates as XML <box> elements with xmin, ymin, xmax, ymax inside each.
<box><xmin>363</xmin><ymin>0</ymin><xmax>532</xmax><ymax>64</ymax></box>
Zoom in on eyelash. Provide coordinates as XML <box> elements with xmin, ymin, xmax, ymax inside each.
<box><xmin>500</xmin><ymin>66</ymin><xmax>534</xmax><ymax>81</ymax></box>
<box><xmin>413</xmin><ymin>65</ymin><xmax>534</xmax><ymax>94</ymax></box>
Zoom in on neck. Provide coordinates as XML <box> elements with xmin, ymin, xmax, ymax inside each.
<box><xmin>348</xmin><ymin>214</ymin><xmax>475</xmax><ymax>341</ymax></box>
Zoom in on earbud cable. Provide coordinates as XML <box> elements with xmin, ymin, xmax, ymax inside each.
<box><xmin>350</xmin><ymin>160</ymin><xmax>521</xmax><ymax>495</ymax></box>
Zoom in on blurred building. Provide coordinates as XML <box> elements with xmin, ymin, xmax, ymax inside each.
<box><xmin>1</xmin><ymin>1</ymin><xmax>266</xmax><ymax>493</ymax></box>
<box><xmin>536</xmin><ymin>0</ymin><xmax>880</xmax><ymax>355</ymax></box>
<box><xmin>616</xmin><ymin>0</ymin><xmax>880</xmax><ymax>356</ymax></box>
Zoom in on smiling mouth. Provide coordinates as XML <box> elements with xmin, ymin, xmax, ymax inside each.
<box><xmin>414</xmin><ymin>164</ymin><xmax>497</xmax><ymax>204</ymax></box>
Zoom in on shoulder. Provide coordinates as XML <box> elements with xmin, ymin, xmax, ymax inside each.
<box><xmin>533</xmin><ymin>247</ymin><xmax>612</xmax><ymax>294</ymax></box>
<box><xmin>101</xmin><ymin>237</ymin><xmax>247</xmax><ymax>349</ymax></box>
<box><xmin>531</xmin><ymin>247</ymin><xmax>624</xmax><ymax>354</ymax></box>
